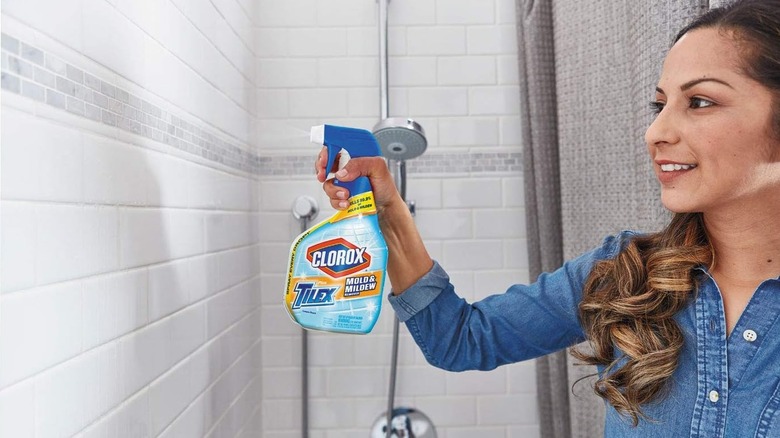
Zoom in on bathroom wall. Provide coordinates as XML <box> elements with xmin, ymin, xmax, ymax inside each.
<box><xmin>0</xmin><ymin>0</ymin><xmax>535</xmax><ymax>436</ymax></box>
<box><xmin>0</xmin><ymin>0</ymin><xmax>264</xmax><ymax>436</ymax></box>
<box><xmin>255</xmin><ymin>0</ymin><xmax>538</xmax><ymax>436</ymax></box>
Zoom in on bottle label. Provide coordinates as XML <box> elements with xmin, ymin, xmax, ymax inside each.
<box><xmin>285</xmin><ymin>190</ymin><xmax>388</xmax><ymax>334</ymax></box>
<box><xmin>286</xmin><ymin>271</ymin><xmax>384</xmax><ymax>310</ymax></box>
<box><xmin>307</xmin><ymin>237</ymin><xmax>371</xmax><ymax>277</ymax></box>
<box><xmin>329</xmin><ymin>191</ymin><xmax>377</xmax><ymax>222</ymax></box>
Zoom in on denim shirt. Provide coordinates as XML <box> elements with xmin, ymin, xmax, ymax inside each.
<box><xmin>388</xmin><ymin>231</ymin><xmax>780</xmax><ymax>437</ymax></box>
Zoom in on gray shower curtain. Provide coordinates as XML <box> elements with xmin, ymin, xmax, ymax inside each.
<box><xmin>516</xmin><ymin>0</ymin><xmax>710</xmax><ymax>436</ymax></box>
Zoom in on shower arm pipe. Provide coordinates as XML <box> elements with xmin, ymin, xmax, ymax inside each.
<box><xmin>292</xmin><ymin>196</ymin><xmax>318</xmax><ymax>438</ymax></box>
<box><xmin>389</xmin><ymin>159</ymin><xmax>406</xmax><ymax>201</ymax></box>
<box><xmin>378</xmin><ymin>0</ymin><xmax>390</xmax><ymax>120</ymax></box>
<box><xmin>302</xmin><ymin>216</ymin><xmax>310</xmax><ymax>438</ymax></box>
<box><xmin>302</xmin><ymin>329</ymin><xmax>309</xmax><ymax>438</ymax></box>
<box><xmin>385</xmin><ymin>158</ymin><xmax>405</xmax><ymax>438</ymax></box>
<box><xmin>386</xmin><ymin>307</ymin><xmax>401</xmax><ymax>438</ymax></box>
<box><xmin>299</xmin><ymin>215</ymin><xmax>311</xmax><ymax>438</ymax></box>
<box><xmin>378</xmin><ymin>2</ymin><xmax>407</xmax><ymax>437</ymax></box>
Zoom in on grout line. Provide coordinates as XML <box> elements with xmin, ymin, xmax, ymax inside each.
<box><xmin>0</xmin><ymin>197</ymin><xmax>259</xmax><ymax>213</ymax></box>
<box><xmin>0</xmin><ymin>243</ymin><xmax>260</xmax><ymax>297</ymax></box>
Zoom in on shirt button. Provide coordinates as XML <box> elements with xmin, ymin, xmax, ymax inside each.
<box><xmin>743</xmin><ymin>329</ymin><xmax>758</xmax><ymax>342</ymax></box>
<box><xmin>709</xmin><ymin>390</ymin><xmax>720</xmax><ymax>403</ymax></box>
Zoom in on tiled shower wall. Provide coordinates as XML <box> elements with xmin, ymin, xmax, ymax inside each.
<box><xmin>256</xmin><ymin>0</ymin><xmax>538</xmax><ymax>437</ymax></box>
<box><xmin>0</xmin><ymin>0</ymin><xmax>537</xmax><ymax>437</ymax></box>
<box><xmin>0</xmin><ymin>0</ymin><xmax>263</xmax><ymax>437</ymax></box>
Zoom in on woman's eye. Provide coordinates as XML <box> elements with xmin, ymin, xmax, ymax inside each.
<box><xmin>689</xmin><ymin>97</ymin><xmax>714</xmax><ymax>109</ymax></box>
<box><xmin>649</xmin><ymin>101</ymin><xmax>665</xmax><ymax>115</ymax></box>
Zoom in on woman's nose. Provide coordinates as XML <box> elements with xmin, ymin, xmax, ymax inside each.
<box><xmin>645</xmin><ymin>106</ymin><xmax>680</xmax><ymax>148</ymax></box>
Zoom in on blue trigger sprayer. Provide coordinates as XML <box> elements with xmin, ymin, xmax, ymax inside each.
<box><xmin>284</xmin><ymin>124</ymin><xmax>389</xmax><ymax>334</ymax></box>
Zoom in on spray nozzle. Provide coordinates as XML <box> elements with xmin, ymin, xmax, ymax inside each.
<box><xmin>311</xmin><ymin>124</ymin><xmax>382</xmax><ymax>175</ymax></box>
<box><xmin>311</xmin><ymin>124</ymin><xmax>382</xmax><ymax>195</ymax></box>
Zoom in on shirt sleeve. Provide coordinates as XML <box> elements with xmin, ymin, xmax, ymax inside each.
<box><xmin>387</xmin><ymin>231</ymin><xmax>635</xmax><ymax>371</ymax></box>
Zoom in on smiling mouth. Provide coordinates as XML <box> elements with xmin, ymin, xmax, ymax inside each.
<box><xmin>660</xmin><ymin>163</ymin><xmax>697</xmax><ymax>172</ymax></box>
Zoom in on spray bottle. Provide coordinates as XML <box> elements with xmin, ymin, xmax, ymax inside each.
<box><xmin>284</xmin><ymin>124</ymin><xmax>389</xmax><ymax>334</ymax></box>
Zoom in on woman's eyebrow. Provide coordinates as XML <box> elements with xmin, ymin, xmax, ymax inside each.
<box><xmin>680</xmin><ymin>77</ymin><xmax>734</xmax><ymax>90</ymax></box>
<box><xmin>656</xmin><ymin>77</ymin><xmax>734</xmax><ymax>95</ymax></box>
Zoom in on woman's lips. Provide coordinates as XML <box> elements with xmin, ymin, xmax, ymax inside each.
<box><xmin>659</xmin><ymin>163</ymin><xmax>696</xmax><ymax>171</ymax></box>
<box><xmin>656</xmin><ymin>162</ymin><xmax>697</xmax><ymax>183</ymax></box>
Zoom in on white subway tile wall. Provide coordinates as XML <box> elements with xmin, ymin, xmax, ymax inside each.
<box><xmin>256</xmin><ymin>0</ymin><xmax>537</xmax><ymax>436</ymax></box>
<box><xmin>1</xmin><ymin>0</ymin><xmax>263</xmax><ymax>437</ymax></box>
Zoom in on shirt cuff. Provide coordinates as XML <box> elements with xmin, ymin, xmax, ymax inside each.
<box><xmin>387</xmin><ymin>260</ymin><xmax>450</xmax><ymax>322</ymax></box>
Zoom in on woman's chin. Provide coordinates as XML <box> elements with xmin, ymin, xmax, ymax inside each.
<box><xmin>660</xmin><ymin>196</ymin><xmax>698</xmax><ymax>214</ymax></box>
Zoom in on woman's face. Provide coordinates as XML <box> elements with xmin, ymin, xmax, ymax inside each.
<box><xmin>645</xmin><ymin>27</ymin><xmax>780</xmax><ymax>214</ymax></box>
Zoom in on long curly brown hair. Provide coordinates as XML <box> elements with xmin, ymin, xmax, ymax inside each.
<box><xmin>571</xmin><ymin>0</ymin><xmax>780</xmax><ymax>426</ymax></box>
<box><xmin>572</xmin><ymin>213</ymin><xmax>712</xmax><ymax>425</ymax></box>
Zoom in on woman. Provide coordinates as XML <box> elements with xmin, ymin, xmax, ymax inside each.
<box><xmin>316</xmin><ymin>0</ymin><xmax>780</xmax><ymax>435</ymax></box>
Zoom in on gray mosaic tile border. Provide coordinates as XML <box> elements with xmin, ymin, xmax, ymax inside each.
<box><xmin>0</xmin><ymin>33</ymin><xmax>261</xmax><ymax>174</ymax></box>
<box><xmin>0</xmin><ymin>33</ymin><xmax>522</xmax><ymax>177</ymax></box>
<box><xmin>260</xmin><ymin>152</ymin><xmax>523</xmax><ymax>176</ymax></box>
<box><xmin>408</xmin><ymin>151</ymin><xmax>522</xmax><ymax>174</ymax></box>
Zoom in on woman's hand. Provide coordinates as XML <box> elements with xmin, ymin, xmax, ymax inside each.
<box><xmin>315</xmin><ymin>147</ymin><xmax>403</xmax><ymax>212</ymax></box>
<box><xmin>314</xmin><ymin>146</ymin><xmax>433</xmax><ymax>294</ymax></box>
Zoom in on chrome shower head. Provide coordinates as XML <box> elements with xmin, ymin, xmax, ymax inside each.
<box><xmin>372</xmin><ymin>118</ymin><xmax>427</xmax><ymax>161</ymax></box>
